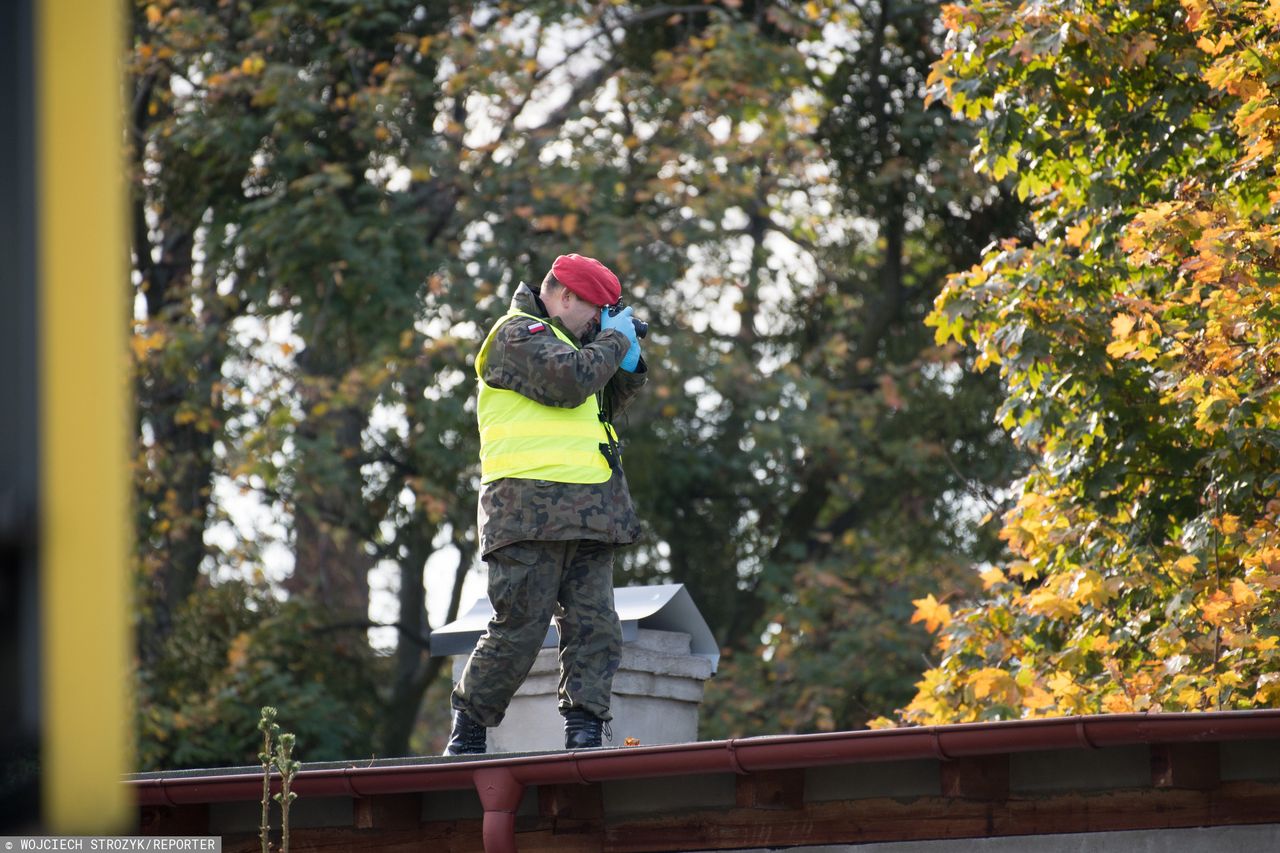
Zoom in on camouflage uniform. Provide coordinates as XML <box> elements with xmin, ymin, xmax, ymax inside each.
<box><xmin>452</xmin><ymin>283</ymin><xmax>647</xmax><ymax>726</ymax></box>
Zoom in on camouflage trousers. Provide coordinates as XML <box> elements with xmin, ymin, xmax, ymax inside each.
<box><xmin>451</xmin><ymin>539</ymin><xmax>623</xmax><ymax>727</ymax></box>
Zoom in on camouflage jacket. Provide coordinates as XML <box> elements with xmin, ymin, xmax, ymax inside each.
<box><xmin>476</xmin><ymin>283</ymin><xmax>648</xmax><ymax>556</ymax></box>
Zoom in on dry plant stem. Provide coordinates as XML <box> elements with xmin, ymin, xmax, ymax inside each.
<box><xmin>275</xmin><ymin>733</ymin><xmax>299</xmax><ymax>853</ymax></box>
<box><xmin>258</xmin><ymin>707</ymin><xmax>278</xmax><ymax>853</ymax></box>
<box><xmin>259</xmin><ymin>736</ymin><xmax>271</xmax><ymax>853</ymax></box>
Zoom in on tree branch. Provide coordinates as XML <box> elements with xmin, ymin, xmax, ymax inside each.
<box><xmin>312</xmin><ymin>619</ymin><xmax>432</xmax><ymax>649</ymax></box>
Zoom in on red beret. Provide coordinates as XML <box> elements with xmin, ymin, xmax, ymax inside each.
<box><xmin>551</xmin><ymin>254</ymin><xmax>621</xmax><ymax>307</ymax></box>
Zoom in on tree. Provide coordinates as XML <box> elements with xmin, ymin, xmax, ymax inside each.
<box><xmin>694</xmin><ymin>0</ymin><xmax>1026</xmax><ymax>736</ymax></box>
<box><xmin>130</xmin><ymin>0</ymin><xmax>467</xmax><ymax>762</ymax></box>
<box><xmin>138</xmin><ymin>581</ymin><xmax>381</xmax><ymax>770</ymax></box>
<box><xmin>130</xmin><ymin>0</ymin><xmax>1024</xmax><ymax>761</ymax></box>
<box><xmin>895</xmin><ymin>0</ymin><xmax>1280</xmax><ymax>725</ymax></box>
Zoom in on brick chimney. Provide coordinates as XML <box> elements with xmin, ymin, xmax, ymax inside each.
<box><xmin>434</xmin><ymin>584</ymin><xmax>718</xmax><ymax>752</ymax></box>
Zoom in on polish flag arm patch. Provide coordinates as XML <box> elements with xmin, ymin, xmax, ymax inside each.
<box><xmin>527</xmin><ymin>322</ymin><xmax>547</xmax><ymax>334</ymax></box>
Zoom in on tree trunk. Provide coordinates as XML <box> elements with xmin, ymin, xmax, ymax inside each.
<box><xmin>287</xmin><ymin>397</ymin><xmax>374</xmax><ymax>621</ymax></box>
<box><xmin>380</xmin><ymin>518</ymin><xmax>474</xmax><ymax>756</ymax></box>
<box><xmin>131</xmin><ymin>161</ymin><xmax>226</xmax><ymax>659</ymax></box>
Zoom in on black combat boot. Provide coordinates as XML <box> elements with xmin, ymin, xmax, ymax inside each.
<box><xmin>563</xmin><ymin>709</ymin><xmax>607</xmax><ymax>749</ymax></box>
<box><xmin>443</xmin><ymin>709</ymin><xmax>487</xmax><ymax>756</ymax></box>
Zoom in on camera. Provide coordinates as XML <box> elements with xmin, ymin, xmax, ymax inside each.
<box><xmin>606</xmin><ymin>299</ymin><xmax>648</xmax><ymax>339</ymax></box>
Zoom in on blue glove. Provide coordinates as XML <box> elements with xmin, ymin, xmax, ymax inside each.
<box><xmin>600</xmin><ymin>306</ymin><xmax>641</xmax><ymax>371</ymax></box>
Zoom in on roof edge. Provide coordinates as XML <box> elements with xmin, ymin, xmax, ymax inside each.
<box><xmin>131</xmin><ymin>710</ymin><xmax>1280</xmax><ymax>807</ymax></box>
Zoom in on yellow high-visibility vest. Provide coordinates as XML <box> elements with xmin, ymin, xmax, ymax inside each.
<box><xmin>476</xmin><ymin>311</ymin><xmax>616</xmax><ymax>484</ymax></box>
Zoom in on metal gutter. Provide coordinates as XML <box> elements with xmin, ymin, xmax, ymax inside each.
<box><xmin>130</xmin><ymin>711</ymin><xmax>1280</xmax><ymax>851</ymax></box>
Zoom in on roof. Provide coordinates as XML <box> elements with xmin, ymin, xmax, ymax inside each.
<box><xmin>130</xmin><ymin>711</ymin><xmax>1280</xmax><ymax>851</ymax></box>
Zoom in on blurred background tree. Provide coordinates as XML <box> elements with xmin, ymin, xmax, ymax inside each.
<box><xmin>128</xmin><ymin>0</ymin><xmax>1023</xmax><ymax>767</ymax></box>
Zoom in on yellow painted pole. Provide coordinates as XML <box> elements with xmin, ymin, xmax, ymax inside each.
<box><xmin>37</xmin><ymin>0</ymin><xmax>132</xmax><ymax>832</ymax></box>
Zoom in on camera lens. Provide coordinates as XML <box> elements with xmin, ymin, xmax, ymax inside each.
<box><xmin>632</xmin><ymin>318</ymin><xmax>648</xmax><ymax>339</ymax></box>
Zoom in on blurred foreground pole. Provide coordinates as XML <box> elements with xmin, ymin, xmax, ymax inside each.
<box><xmin>37</xmin><ymin>0</ymin><xmax>132</xmax><ymax>833</ymax></box>
<box><xmin>0</xmin><ymin>0</ymin><xmax>41</xmax><ymax>831</ymax></box>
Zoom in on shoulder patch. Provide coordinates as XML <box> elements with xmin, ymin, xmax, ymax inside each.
<box><xmin>527</xmin><ymin>322</ymin><xmax>547</xmax><ymax>334</ymax></box>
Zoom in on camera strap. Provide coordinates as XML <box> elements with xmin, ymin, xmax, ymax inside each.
<box><xmin>597</xmin><ymin>398</ymin><xmax>622</xmax><ymax>471</ymax></box>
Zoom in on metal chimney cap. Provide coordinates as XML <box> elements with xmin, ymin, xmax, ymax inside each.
<box><xmin>429</xmin><ymin>582</ymin><xmax>719</xmax><ymax>673</ymax></box>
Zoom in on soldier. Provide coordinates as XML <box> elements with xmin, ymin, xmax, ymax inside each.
<box><xmin>444</xmin><ymin>253</ymin><xmax>647</xmax><ymax>755</ymax></box>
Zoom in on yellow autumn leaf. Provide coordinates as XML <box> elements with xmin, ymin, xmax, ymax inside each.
<box><xmin>1230</xmin><ymin>578</ymin><xmax>1258</xmax><ymax>606</ymax></box>
<box><xmin>1217</xmin><ymin>669</ymin><xmax>1243</xmax><ymax>688</ymax></box>
<box><xmin>1111</xmin><ymin>313</ymin><xmax>1138</xmax><ymax>340</ymax></box>
<box><xmin>1178</xmin><ymin>685</ymin><xmax>1206</xmax><ymax>708</ymax></box>
<box><xmin>980</xmin><ymin>567</ymin><xmax>1007</xmax><ymax>589</ymax></box>
<box><xmin>1074</xmin><ymin>569</ymin><xmax>1111</xmax><ymax>606</ymax></box>
<box><xmin>1065</xmin><ymin>221</ymin><xmax>1090</xmax><ymax>247</ymax></box>
<box><xmin>145</xmin><ymin>4</ymin><xmax>162</xmax><ymax>25</ymax></box>
<box><xmin>1025</xmin><ymin>587</ymin><xmax>1079</xmax><ymax>619</ymax></box>
<box><xmin>940</xmin><ymin>4</ymin><xmax>969</xmax><ymax>32</ymax></box>
<box><xmin>969</xmin><ymin>668</ymin><xmax>1015</xmax><ymax>702</ymax></box>
<box><xmin>1194</xmin><ymin>392</ymin><xmax>1232</xmax><ymax>433</ymax></box>
<box><xmin>1102</xmin><ymin>691</ymin><xmax>1135</xmax><ymax>713</ymax></box>
<box><xmin>1047</xmin><ymin>671</ymin><xmax>1080</xmax><ymax>697</ymax></box>
<box><xmin>911</xmin><ymin>594</ymin><xmax>952</xmax><ymax>633</ymax></box>
<box><xmin>1082</xmin><ymin>634</ymin><xmax>1115</xmax><ymax>654</ymax></box>
<box><xmin>1196</xmin><ymin>32</ymin><xmax>1236</xmax><ymax>56</ymax></box>
<box><xmin>1008</xmin><ymin>560</ymin><xmax>1039</xmax><ymax>581</ymax></box>
<box><xmin>1201</xmin><ymin>590</ymin><xmax>1233</xmax><ymax>625</ymax></box>
<box><xmin>1105</xmin><ymin>339</ymin><xmax>1140</xmax><ymax>359</ymax></box>
<box><xmin>1022</xmin><ymin>684</ymin><xmax>1055</xmax><ymax>710</ymax></box>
